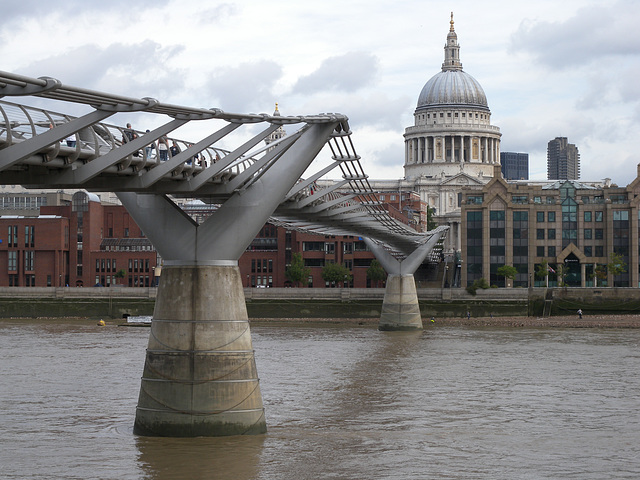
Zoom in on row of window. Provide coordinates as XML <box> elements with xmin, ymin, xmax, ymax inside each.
<box><xmin>6</xmin><ymin>226</ymin><xmax>35</xmax><ymax>248</ymax></box>
<box><xmin>0</xmin><ymin>196</ymin><xmax>47</xmax><ymax>210</ymax></box>
<box><xmin>251</xmin><ymin>258</ymin><xmax>273</xmax><ymax>274</ymax></box>
<box><xmin>301</xmin><ymin>241</ymin><xmax>368</xmax><ymax>253</ymax></box>
<box><xmin>421</xmin><ymin>112</ymin><xmax>488</xmax><ymax>120</ymax></box>
<box><xmin>250</xmin><ymin>275</ymin><xmax>273</xmax><ymax>287</ymax></box>
<box><xmin>535</xmin><ymin>245</ymin><xmax>606</xmax><ymax>258</ymax></box>
<box><xmin>7</xmin><ymin>251</ymin><xmax>34</xmax><ymax>272</ymax></box>
<box><xmin>102</xmin><ymin>245</ymin><xmax>154</xmax><ymax>252</ymax></box>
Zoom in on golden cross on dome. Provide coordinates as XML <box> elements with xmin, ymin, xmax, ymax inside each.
<box><xmin>450</xmin><ymin>12</ymin><xmax>455</xmax><ymax>32</ymax></box>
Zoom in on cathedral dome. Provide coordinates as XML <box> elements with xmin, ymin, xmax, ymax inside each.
<box><xmin>416</xmin><ymin>70</ymin><xmax>488</xmax><ymax>110</ymax></box>
<box><xmin>415</xmin><ymin>13</ymin><xmax>489</xmax><ymax>112</ymax></box>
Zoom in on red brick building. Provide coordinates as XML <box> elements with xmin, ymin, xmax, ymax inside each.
<box><xmin>0</xmin><ymin>191</ymin><xmax>157</xmax><ymax>287</ymax></box>
<box><xmin>0</xmin><ymin>191</ymin><xmax>432</xmax><ymax>289</ymax></box>
<box><xmin>239</xmin><ymin>225</ymin><xmax>379</xmax><ymax>288</ymax></box>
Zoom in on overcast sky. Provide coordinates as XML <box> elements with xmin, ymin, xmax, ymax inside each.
<box><xmin>2</xmin><ymin>0</ymin><xmax>639</xmax><ymax>185</ymax></box>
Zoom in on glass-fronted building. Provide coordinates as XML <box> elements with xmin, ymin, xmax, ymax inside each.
<box><xmin>461</xmin><ymin>165</ymin><xmax>640</xmax><ymax>288</ymax></box>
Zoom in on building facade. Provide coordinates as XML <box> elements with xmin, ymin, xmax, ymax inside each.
<box><xmin>360</xmin><ymin>14</ymin><xmax>501</xmax><ymax>255</ymax></box>
<box><xmin>547</xmin><ymin>137</ymin><xmax>580</xmax><ymax>180</ymax></box>
<box><xmin>500</xmin><ymin>152</ymin><xmax>529</xmax><ymax>180</ymax></box>
<box><xmin>0</xmin><ymin>191</ymin><xmax>158</xmax><ymax>287</ymax></box>
<box><xmin>461</xmin><ymin>165</ymin><xmax>640</xmax><ymax>288</ymax></box>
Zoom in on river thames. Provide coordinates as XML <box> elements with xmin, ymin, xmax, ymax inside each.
<box><xmin>1</xmin><ymin>318</ymin><xmax>639</xmax><ymax>479</ymax></box>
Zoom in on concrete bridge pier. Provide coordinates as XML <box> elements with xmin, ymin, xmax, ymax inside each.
<box><xmin>365</xmin><ymin>234</ymin><xmax>445</xmax><ymax>331</ymax></box>
<box><xmin>117</xmin><ymin>122</ymin><xmax>338</xmax><ymax>436</ymax></box>
<box><xmin>134</xmin><ymin>262</ymin><xmax>264</xmax><ymax>436</ymax></box>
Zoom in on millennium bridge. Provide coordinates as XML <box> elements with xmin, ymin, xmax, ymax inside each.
<box><xmin>0</xmin><ymin>71</ymin><xmax>447</xmax><ymax>436</ymax></box>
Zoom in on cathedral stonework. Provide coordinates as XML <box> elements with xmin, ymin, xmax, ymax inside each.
<box><xmin>404</xmin><ymin>13</ymin><xmax>501</xmax><ymax>182</ymax></box>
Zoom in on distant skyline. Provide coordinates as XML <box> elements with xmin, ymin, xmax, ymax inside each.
<box><xmin>2</xmin><ymin>0</ymin><xmax>639</xmax><ymax>185</ymax></box>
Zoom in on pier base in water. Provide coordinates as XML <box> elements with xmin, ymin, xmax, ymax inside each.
<box><xmin>134</xmin><ymin>265</ymin><xmax>266</xmax><ymax>437</ymax></box>
<box><xmin>378</xmin><ymin>274</ymin><xmax>423</xmax><ymax>331</ymax></box>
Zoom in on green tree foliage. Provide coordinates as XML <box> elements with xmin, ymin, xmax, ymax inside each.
<box><xmin>496</xmin><ymin>265</ymin><xmax>518</xmax><ymax>283</ymax></box>
<box><xmin>321</xmin><ymin>262</ymin><xmax>353</xmax><ymax>287</ymax></box>
<box><xmin>426</xmin><ymin>205</ymin><xmax>438</xmax><ymax>231</ymax></box>
<box><xmin>285</xmin><ymin>253</ymin><xmax>310</xmax><ymax>287</ymax></box>
<box><xmin>535</xmin><ymin>260</ymin><xmax>549</xmax><ymax>280</ymax></box>
<box><xmin>366</xmin><ymin>259</ymin><xmax>386</xmax><ymax>287</ymax></box>
<box><xmin>466</xmin><ymin>278</ymin><xmax>489</xmax><ymax>295</ymax></box>
<box><xmin>608</xmin><ymin>252</ymin><xmax>627</xmax><ymax>276</ymax></box>
<box><xmin>114</xmin><ymin>269</ymin><xmax>126</xmax><ymax>284</ymax></box>
<box><xmin>555</xmin><ymin>264</ymin><xmax>567</xmax><ymax>287</ymax></box>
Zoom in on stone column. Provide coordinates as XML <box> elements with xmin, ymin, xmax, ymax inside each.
<box><xmin>483</xmin><ymin>137</ymin><xmax>488</xmax><ymax>163</ymax></box>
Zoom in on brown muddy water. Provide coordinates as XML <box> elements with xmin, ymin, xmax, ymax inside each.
<box><xmin>1</xmin><ymin>318</ymin><xmax>639</xmax><ymax>479</ymax></box>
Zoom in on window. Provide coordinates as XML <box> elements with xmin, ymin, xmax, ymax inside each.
<box><xmin>584</xmin><ymin>229</ymin><xmax>592</xmax><ymax>240</ymax></box>
<box><xmin>595</xmin><ymin>211</ymin><xmax>603</xmax><ymax>222</ymax></box>
<box><xmin>537</xmin><ymin>229</ymin><xmax>545</xmax><ymax>240</ymax></box>
<box><xmin>584</xmin><ymin>246</ymin><xmax>592</xmax><ymax>257</ymax></box>
<box><xmin>8</xmin><ymin>251</ymin><xmax>17</xmax><ymax>271</ymax></box>
<box><xmin>302</xmin><ymin>242</ymin><xmax>324</xmax><ymax>251</ymax></box>
<box><xmin>512</xmin><ymin>195</ymin><xmax>528</xmax><ymax>204</ymax></box>
<box><xmin>548</xmin><ymin>211</ymin><xmax>556</xmax><ymax>222</ymax></box>
<box><xmin>595</xmin><ymin>229</ymin><xmax>603</xmax><ymax>240</ymax></box>
<box><xmin>24</xmin><ymin>251</ymin><xmax>34</xmax><ymax>271</ymax></box>
<box><xmin>534</xmin><ymin>196</ymin><xmax>542</xmax><ymax>204</ymax></box>
<box><xmin>548</xmin><ymin>229</ymin><xmax>556</xmax><ymax>240</ymax></box>
<box><xmin>584</xmin><ymin>211</ymin><xmax>592</xmax><ymax>222</ymax></box>
<box><xmin>595</xmin><ymin>246</ymin><xmax>604</xmax><ymax>257</ymax></box>
<box><xmin>343</xmin><ymin>242</ymin><xmax>353</xmax><ymax>254</ymax></box>
<box><xmin>548</xmin><ymin>246</ymin><xmax>556</xmax><ymax>257</ymax></box>
<box><xmin>537</xmin><ymin>246</ymin><xmax>545</xmax><ymax>257</ymax></box>
<box><xmin>537</xmin><ymin>212</ymin><xmax>545</xmax><ymax>222</ymax></box>
<box><xmin>546</xmin><ymin>196</ymin><xmax>555</xmax><ymax>204</ymax></box>
<box><xmin>24</xmin><ymin>226</ymin><xmax>34</xmax><ymax>247</ymax></box>
<box><xmin>467</xmin><ymin>195</ymin><xmax>483</xmax><ymax>205</ymax></box>
<box><xmin>96</xmin><ymin>259</ymin><xmax>100</xmax><ymax>272</ymax></box>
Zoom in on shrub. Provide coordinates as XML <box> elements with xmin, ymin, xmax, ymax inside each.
<box><xmin>466</xmin><ymin>278</ymin><xmax>489</xmax><ymax>296</ymax></box>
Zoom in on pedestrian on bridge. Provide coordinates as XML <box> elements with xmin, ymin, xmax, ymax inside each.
<box><xmin>158</xmin><ymin>136</ymin><xmax>169</xmax><ymax>161</ymax></box>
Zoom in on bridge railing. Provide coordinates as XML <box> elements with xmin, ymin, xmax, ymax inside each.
<box><xmin>0</xmin><ymin>98</ymin><xmax>266</xmax><ymax>181</ymax></box>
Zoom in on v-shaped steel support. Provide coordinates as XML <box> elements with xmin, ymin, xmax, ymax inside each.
<box><xmin>365</xmin><ymin>233</ymin><xmax>446</xmax><ymax>330</ymax></box>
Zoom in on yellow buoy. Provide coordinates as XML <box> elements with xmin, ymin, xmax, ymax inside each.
<box><xmin>97</xmin><ymin>320</ymin><xmax>106</xmax><ymax>326</ymax></box>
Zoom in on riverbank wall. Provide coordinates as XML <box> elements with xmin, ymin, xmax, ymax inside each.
<box><xmin>1</xmin><ymin>286</ymin><xmax>639</xmax><ymax>319</ymax></box>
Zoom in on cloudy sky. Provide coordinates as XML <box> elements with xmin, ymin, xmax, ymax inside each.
<box><xmin>2</xmin><ymin>0</ymin><xmax>639</xmax><ymax>185</ymax></box>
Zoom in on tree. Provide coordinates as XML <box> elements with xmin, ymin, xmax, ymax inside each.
<box><xmin>285</xmin><ymin>253</ymin><xmax>310</xmax><ymax>287</ymax></box>
<box><xmin>366</xmin><ymin>259</ymin><xmax>386</xmax><ymax>288</ymax></box>
<box><xmin>608</xmin><ymin>252</ymin><xmax>627</xmax><ymax>277</ymax></box>
<box><xmin>496</xmin><ymin>265</ymin><xmax>518</xmax><ymax>287</ymax></box>
<box><xmin>535</xmin><ymin>260</ymin><xmax>549</xmax><ymax>287</ymax></box>
<box><xmin>555</xmin><ymin>264</ymin><xmax>567</xmax><ymax>287</ymax></box>
<box><xmin>426</xmin><ymin>205</ymin><xmax>438</xmax><ymax>231</ymax></box>
<box><xmin>114</xmin><ymin>269</ymin><xmax>126</xmax><ymax>285</ymax></box>
<box><xmin>321</xmin><ymin>262</ymin><xmax>353</xmax><ymax>288</ymax></box>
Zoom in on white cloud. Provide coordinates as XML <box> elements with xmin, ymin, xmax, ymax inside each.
<box><xmin>1</xmin><ymin>0</ymin><xmax>639</xmax><ymax>185</ymax></box>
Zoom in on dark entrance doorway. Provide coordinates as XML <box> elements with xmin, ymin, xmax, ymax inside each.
<box><xmin>564</xmin><ymin>253</ymin><xmax>581</xmax><ymax>287</ymax></box>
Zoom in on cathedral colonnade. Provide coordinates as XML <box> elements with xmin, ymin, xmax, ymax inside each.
<box><xmin>405</xmin><ymin>134</ymin><xmax>500</xmax><ymax>165</ymax></box>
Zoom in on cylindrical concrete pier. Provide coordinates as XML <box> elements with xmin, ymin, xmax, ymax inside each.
<box><xmin>134</xmin><ymin>265</ymin><xmax>266</xmax><ymax>436</ymax></box>
<box><xmin>378</xmin><ymin>274</ymin><xmax>423</xmax><ymax>331</ymax></box>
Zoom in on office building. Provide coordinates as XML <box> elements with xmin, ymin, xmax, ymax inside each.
<box><xmin>461</xmin><ymin>165</ymin><xmax>640</xmax><ymax>288</ymax></box>
<box><xmin>547</xmin><ymin>137</ymin><xmax>580</xmax><ymax>180</ymax></box>
<box><xmin>500</xmin><ymin>152</ymin><xmax>529</xmax><ymax>180</ymax></box>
